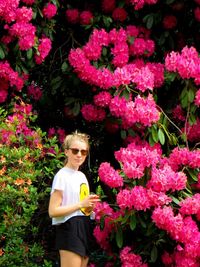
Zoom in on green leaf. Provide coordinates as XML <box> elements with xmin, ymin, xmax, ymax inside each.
<box><xmin>61</xmin><ymin>62</ymin><xmax>69</xmax><ymax>73</ymax></box>
<box><xmin>0</xmin><ymin>45</ymin><xmax>5</xmax><ymax>59</ymax></box>
<box><xmin>27</xmin><ymin>49</ymin><xmax>33</xmax><ymax>60</ymax></box>
<box><xmin>172</xmin><ymin>196</ymin><xmax>180</xmax><ymax>205</ymax></box>
<box><xmin>146</xmin><ymin>15</ymin><xmax>154</xmax><ymax>29</ymax></box>
<box><xmin>148</xmin><ymin>134</ymin><xmax>155</xmax><ymax>146</ymax></box>
<box><xmin>188</xmin><ymin>89</ymin><xmax>195</xmax><ymax>103</ymax></box>
<box><xmin>151</xmin><ymin>246</ymin><xmax>158</xmax><ymax>263</ymax></box>
<box><xmin>130</xmin><ymin>214</ymin><xmax>137</xmax><ymax>231</ymax></box>
<box><xmin>120</xmin><ymin>130</ymin><xmax>127</xmax><ymax>139</ymax></box>
<box><xmin>151</xmin><ymin>126</ymin><xmax>159</xmax><ymax>143</ymax></box>
<box><xmin>115</xmin><ymin>226</ymin><xmax>123</xmax><ymax>248</ymax></box>
<box><xmin>158</xmin><ymin>128</ymin><xmax>165</xmax><ymax>145</ymax></box>
<box><xmin>72</xmin><ymin>102</ymin><xmax>80</xmax><ymax>116</ymax></box>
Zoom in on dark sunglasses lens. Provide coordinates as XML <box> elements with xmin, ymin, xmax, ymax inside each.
<box><xmin>70</xmin><ymin>149</ymin><xmax>78</xmax><ymax>155</ymax></box>
<box><xmin>70</xmin><ymin>148</ymin><xmax>88</xmax><ymax>156</ymax></box>
<box><xmin>81</xmin><ymin>150</ymin><xmax>88</xmax><ymax>156</ymax></box>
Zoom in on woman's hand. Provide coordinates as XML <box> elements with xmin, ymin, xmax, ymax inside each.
<box><xmin>79</xmin><ymin>194</ymin><xmax>100</xmax><ymax>209</ymax></box>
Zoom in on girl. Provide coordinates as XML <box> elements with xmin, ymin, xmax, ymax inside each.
<box><xmin>48</xmin><ymin>131</ymin><xmax>99</xmax><ymax>267</ymax></box>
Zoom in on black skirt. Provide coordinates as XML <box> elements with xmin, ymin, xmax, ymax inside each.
<box><xmin>55</xmin><ymin>216</ymin><xmax>96</xmax><ymax>257</ymax></box>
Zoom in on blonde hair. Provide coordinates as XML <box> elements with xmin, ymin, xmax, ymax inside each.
<box><xmin>63</xmin><ymin>130</ymin><xmax>90</xmax><ymax>151</ymax></box>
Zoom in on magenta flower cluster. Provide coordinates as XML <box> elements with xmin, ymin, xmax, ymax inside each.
<box><xmin>94</xmin><ymin>136</ymin><xmax>200</xmax><ymax>265</ymax></box>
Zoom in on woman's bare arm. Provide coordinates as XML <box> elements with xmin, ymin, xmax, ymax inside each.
<box><xmin>48</xmin><ymin>190</ymin><xmax>100</xmax><ymax>218</ymax></box>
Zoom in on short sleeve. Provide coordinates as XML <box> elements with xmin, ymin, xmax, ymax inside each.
<box><xmin>51</xmin><ymin>170</ymin><xmax>65</xmax><ymax>194</ymax></box>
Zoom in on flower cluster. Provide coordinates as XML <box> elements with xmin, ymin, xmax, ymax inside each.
<box><xmin>152</xmin><ymin>207</ymin><xmax>200</xmax><ymax>265</ymax></box>
<box><xmin>0</xmin><ymin>61</ymin><xmax>24</xmax><ymax>103</ymax></box>
<box><xmin>165</xmin><ymin>46</ymin><xmax>200</xmax><ymax>85</ymax></box>
<box><xmin>69</xmin><ymin>27</ymin><xmax>163</xmax><ymax>91</ymax></box>
<box><xmin>96</xmin><ymin>136</ymin><xmax>200</xmax><ymax>265</ymax></box>
<box><xmin>129</xmin><ymin>0</ymin><xmax>158</xmax><ymax>10</ymax></box>
<box><xmin>42</xmin><ymin>3</ymin><xmax>57</xmax><ymax>19</ymax></box>
<box><xmin>120</xmin><ymin>246</ymin><xmax>148</xmax><ymax>267</ymax></box>
<box><xmin>35</xmin><ymin>37</ymin><xmax>52</xmax><ymax>64</ymax></box>
<box><xmin>66</xmin><ymin>9</ymin><xmax>93</xmax><ymax>25</ymax></box>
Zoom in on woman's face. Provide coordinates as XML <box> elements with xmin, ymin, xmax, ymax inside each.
<box><xmin>65</xmin><ymin>139</ymin><xmax>88</xmax><ymax>170</ymax></box>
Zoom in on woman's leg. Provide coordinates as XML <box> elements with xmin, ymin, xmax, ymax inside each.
<box><xmin>59</xmin><ymin>250</ymin><xmax>82</xmax><ymax>267</ymax></box>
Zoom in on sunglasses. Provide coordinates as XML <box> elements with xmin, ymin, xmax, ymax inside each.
<box><xmin>68</xmin><ymin>148</ymin><xmax>88</xmax><ymax>156</ymax></box>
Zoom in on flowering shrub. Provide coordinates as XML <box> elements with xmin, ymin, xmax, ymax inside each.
<box><xmin>1</xmin><ymin>0</ymin><xmax>200</xmax><ymax>266</ymax></box>
<box><xmin>0</xmin><ymin>100</ymin><xmax>64</xmax><ymax>266</ymax></box>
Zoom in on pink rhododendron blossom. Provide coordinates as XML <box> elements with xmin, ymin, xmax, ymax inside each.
<box><xmin>112</xmin><ymin>7</ymin><xmax>127</xmax><ymax>22</ymax></box>
<box><xmin>120</xmin><ymin>246</ymin><xmax>148</xmax><ymax>267</ymax></box>
<box><xmin>126</xmin><ymin>25</ymin><xmax>139</xmax><ymax>38</ymax></box>
<box><xmin>98</xmin><ymin>162</ymin><xmax>123</xmax><ymax>188</ymax></box>
<box><xmin>146</xmin><ymin>62</ymin><xmax>164</xmax><ymax>88</ymax></box>
<box><xmin>93</xmin><ymin>92</ymin><xmax>112</xmax><ymax>107</ymax></box>
<box><xmin>94</xmin><ymin>201</ymin><xmax>113</xmax><ymax>222</ymax></box>
<box><xmin>117</xmin><ymin>186</ymin><xmax>151</xmax><ymax>211</ymax></box>
<box><xmin>80</xmin><ymin>11</ymin><xmax>93</xmax><ymax>25</ymax></box>
<box><xmin>132</xmin><ymin>66</ymin><xmax>154</xmax><ymax>91</ymax></box>
<box><xmin>81</xmin><ymin>104</ymin><xmax>106</xmax><ymax>122</ymax></box>
<box><xmin>185</xmin><ymin>118</ymin><xmax>200</xmax><ymax>142</ymax></box>
<box><xmin>35</xmin><ymin>37</ymin><xmax>52</xmax><ymax>64</ymax></box>
<box><xmin>163</xmin><ymin>15</ymin><xmax>177</xmax><ymax>29</ymax></box>
<box><xmin>147</xmin><ymin>189</ymin><xmax>172</xmax><ymax>206</ymax></box>
<box><xmin>172</xmin><ymin>104</ymin><xmax>185</xmax><ymax>121</ymax></box>
<box><xmin>109</xmin><ymin>95</ymin><xmax>128</xmax><ymax>118</ymax></box>
<box><xmin>101</xmin><ymin>0</ymin><xmax>116</xmax><ymax>13</ymax></box>
<box><xmin>115</xmin><ymin>138</ymin><xmax>161</xmax><ymax>179</ymax></box>
<box><xmin>0</xmin><ymin>61</ymin><xmax>24</xmax><ymax>91</ymax></box>
<box><xmin>66</xmin><ymin>9</ymin><xmax>79</xmax><ymax>24</ymax></box>
<box><xmin>129</xmin><ymin>37</ymin><xmax>155</xmax><ymax>58</ymax></box>
<box><xmin>125</xmin><ymin>95</ymin><xmax>160</xmax><ymax>127</ymax></box>
<box><xmin>165</xmin><ymin>46</ymin><xmax>200</xmax><ymax>84</ymax></box>
<box><xmin>0</xmin><ymin>89</ymin><xmax>8</xmax><ymax>103</ymax></box>
<box><xmin>0</xmin><ymin>0</ymin><xmax>19</xmax><ymax>23</ymax></box>
<box><xmin>194</xmin><ymin>89</ymin><xmax>200</xmax><ymax>106</ymax></box>
<box><xmin>129</xmin><ymin>0</ymin><xmax>158</xmax><ymax>10</ymax></box>
<box><xmin>42</xmin><ymin>3</ymin><xmax>57</xmax><ymax>19</ymax></box>
<box><xmin>27</xmin><ymin>84</ymin><xmax>42</xmax><ymax>101</ymax></box>
<box><xmin>147</xmin><ymin>165</ymin><xmax>187</xmax><ymax>192</ymax></box>
<box><xmin>15</xmin><ymin>7</ymin><xmax>33</xmax><ymax>22</ymax></box>
<box><xmin>194</xmin><ymin>7</ymin><xmax>200</xmax><ymax>22</ymax></box>
<box><xmin>9</xmin><ymin>22</ymin><xmax>36</xmax><ymax>50</ymax></box>
<box><xmin>179</xmin><ymin>193</ymin><xmax>200</xmax><ymax>216</ymax></box>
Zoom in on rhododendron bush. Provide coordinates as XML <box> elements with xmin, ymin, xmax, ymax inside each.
<box><xmin>1</xmin><ymin>0</ymin><xmax>200</xmax><ymax>266</ymax></box>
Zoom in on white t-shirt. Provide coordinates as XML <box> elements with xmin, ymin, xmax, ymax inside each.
<box><xmin>50</xmin><ymin>167</ymin><xmax>90</xmax><ymax>225</ymax></box>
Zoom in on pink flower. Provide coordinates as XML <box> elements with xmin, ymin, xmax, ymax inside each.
<box><xmin>163</xmin><ymin>15</ymin><xmax>177</xmax><ymax>29</ymax></box>
<box><xmin>9</xmin><ymin>22</ymin><xmax>36</xmax><ymax>50</ymax></box>
<box><xmin>94</xmin><ymin>92</ymin><xmax>112</xmax><ymax>107</ymax></box>
<box><xmin>98</xmin><ymin>162</ymin><xmax>123</xmax><ymax>188</ymax></box>
<box><xmin>35</xmin><ymin>37</ymin><xmax>52</xmax><ymax>64</ymax></box>
<box><xmin>81</xmin><ymin>104</ymin><xmax>106</xmax><ymax>122</ymax></box>
<box><xmin>120</xmin><ymin>246</ymin><xmax>148</xmax><ymax>267</ymax></box>
<box><xmin>42</xmin><ymin>3</ymin><xmax>57</xmax><ymax>19</ymax></box>
<box><xmin>80</xmin><ymin>10</ymin><xmax>93</xmax><ymax>25</ymax></box>
<box><xmin>15</xmin><ymin>7</ymin><xmax>33</xmax><ymax>22</ymax></box>
<box><xmin>194</xmin><ymin>89</ymin><xmax>200</xmax><ymax>106</ymax></box>
<box><xmin>27</xmin><ymin>84</ymin><xmax>42</xmax><ymax>101</ymax></box>
<box><xmin>0</xmin><ymin>89</ymin><xmax>8</xmax><ymax>103</ymax></box>
<box><xmin>66</xmin><ymin>9</ymin><xmax>79</xmax><ymax>24</ymax></box>
<box><xmin>112</xmin><ymin>7</ymin><xmax>127</xmax><ymax>22</ymax></box>
<box><xmin>172</xmin><ymin>104</ymin><xmax>185</xmax><ymax>121</ymax></box>
<box><xmin>194</xmin><ymin>7</ymin><xmax>200</xmax><ymax>22</ymax></box>
<box><xmin>101</xmin><ymin>0</ymin><xmax>116</xmax><ymax>13</ymax></box>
